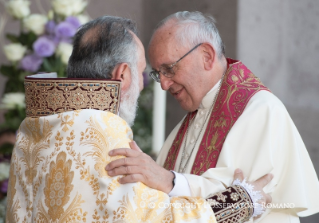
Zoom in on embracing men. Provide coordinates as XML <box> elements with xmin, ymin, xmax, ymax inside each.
<box><xmin>6</xmin><ymin>15</ymin><xmax>271</xmax><ymax>223</ymax></box>
<box><xmin>6</xmin><ymin>11</ymin><xmax>319</xmax><ymax>223</ymax></box>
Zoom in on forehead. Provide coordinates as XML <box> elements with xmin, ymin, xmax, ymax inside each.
<box><xmin>148</xmin><ymin>24</ymin><xmax>184</xmax><ymax>66</ymax></box>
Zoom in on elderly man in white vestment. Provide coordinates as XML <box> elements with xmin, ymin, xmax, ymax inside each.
<box><xmin>105</xmin><ymin>11</ymin><xmax>319</xmax><ymax>223</ymax></box>
<box><xmin>6</xmin><ymin>16</ymin><xmax>273</xmax><ymax>223</ymax></box>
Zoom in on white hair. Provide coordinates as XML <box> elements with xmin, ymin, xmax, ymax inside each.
<box><xmin>153</xmin><ymin>11</ymin><xmax>225</xmax><ymax>59</ymax></box>
<box><xmin>118</xmin><ymin>63</ymin><xmax>140</xmax><ymax>127</ymax></box>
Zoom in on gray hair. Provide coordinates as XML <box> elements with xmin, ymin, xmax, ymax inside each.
<box><xmin>67</xmin><ymin>16</ymin><xmax>139</xmax><ymax>79</ymax></box>
<box><xmin>153</xmin><ymin>11</ymin><xmax>225</xmax><ymax>59</ymax></box>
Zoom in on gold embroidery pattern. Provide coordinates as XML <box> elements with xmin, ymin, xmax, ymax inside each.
<box><xmin>191</xmin><ymin>62</ymin><xmax>270</xmax><ymax>175</ymax></box>
<box><xmin>36</xmin><ymin>192</ymin><xmax>87</xmax><ymax>222</ymax></box>
<box><xmin>44</xmin><ymin>151</ymin><xmax>74</xmax><ymax>220</ymax></box>
<box><xmin>6</xmin><ymin>158</ymin><xmax>20</xmax><ymax>223</ymax></box>
<box><xmin>133</xmin><ymin>183</ymin><xmax>170</xmax><ymax>222</ymax></box>
<box><xmin>9</xmin><ymin>108</ymin><xmax>216</xmax><ymax>222</ymax></box>
<box><xmin>58</xmin><ymin>110</ymin><xmax>80</xmax><ymax>132</ymax></box>
<box><xmin>8</xmin><ymin>118</ymin><xmax>53</xmax><ymax>220</ymax></box>
<box><xmin>81</xmin><ymin>113</ymin><xmax>131</xmax><ymax>178</ymax></box>
<box><xmin>170</xmin><ymin>196</ymin><xmax>208</xmax><ymax>222</ymax></box>
<box><xmin>114</xmin><ymin>183</ymin><xmax>213</xmax><ymax>223</ymax></box>
<box><xmin>206</xmin><ymin>185</ymin><xmax>253</xmax><ymax>223</ymax></box>
<box><xmin>64</xmin><ymin>115</ymin><xmax>124</xmax><ymax>220</ymax></box>
<box><xmin>18</xmin><ymin>118</ymin><xmax>53</xmax><ymax>184</ymax></box>
<box><xmin>35</xmin><ymin>151</ymin><xmax>87</xmax><ymax>222</ymax></box>
<box><xmin>92</xmin><ymin>209</ymin><xmax>109</xmax><ymax>223</ymax></box>
<box><xmin>24</xmin><ymin>78</ymin><xmax>121</xmax><ymax>118</ymax></box>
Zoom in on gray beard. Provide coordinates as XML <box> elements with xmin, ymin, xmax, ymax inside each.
<box><xmin>118</xmin><ymin>69</ymin><xmax>140</xmax><ymax>127</ymax></box>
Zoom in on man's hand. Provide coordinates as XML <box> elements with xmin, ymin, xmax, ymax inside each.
<box><xmin>105</xmin><ymin>141</ymin><xmax>175</xmax><ymax>194</ymax></box>
<box><xmin>233</xmin><ymin>169</ymin><xmax>273</xmax><ymax>219</ymax></box>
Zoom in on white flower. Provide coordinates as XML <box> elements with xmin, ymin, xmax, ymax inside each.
<box><xmin>56</xmin><ymin>42</ymin><xmax>73</xmax><ymax>64</ymax></box>
<box><xmin>3</xmin><ymin>43</ymin><xmax>27</xmax><ymax>62</ymax></box>
<box><xmin>52</xmin><ymin>0</ymin><xmax>88</xmax><ymax>17</ymax></box>
<box><xmin>47</xmin><ymin>10</ymin><xmax>54</xmax><ymax>20</ymax></box>
<box><xmin>76</xmin><ymin>14</ymin><xmax>90</xmax><ymax>25</ymax></box>
<box><xmin>0</xmin><ymin>163</ymin><xmax>10</xmax><ymax>181</ymax></box>
<box><xmin>0</xmin><ymin>93</ymin><xmax>26</xmax><ymax>110</ymax></box>
<box><xmin>23</xmin><ymin>14</ymin><xmax>48</xmax><ymax>35</ymax></box>
<box><xmin>6</xmin><ymin>0</ymin><xmax>30</xmax><ymax>19</ymax></box>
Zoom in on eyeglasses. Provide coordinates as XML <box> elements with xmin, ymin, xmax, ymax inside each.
<box><xmin>149</xmin><ymin>43</ymin><xmax>202</xmax><ymax>82</ymax></box>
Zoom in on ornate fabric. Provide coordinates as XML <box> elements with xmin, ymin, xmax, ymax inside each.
<box><xmin>157</xmin><ymin>60</ymin><xmax>319</xmax><ymax>222</ymax></box>
<box><xmin>24</xmin><ymin>74</ymin><xmax>121</xmax><ymax>118</ymax></box>
<box><xmin>163</xmin><ymin>59</ymin><xmax>270</xmax><ymax>175</ymax></box>
<box><xmin>163</xmin><ymin>111</ymin><xmax>197</xmax><ymax>171</ymax></box>
<box><xmin>6</xmin><ymin>109</ymin><xmax>217</xmax><ymax>222</ymax></box>
<box><xmin>206</xmin><ymin>185</ymin><xmax>253</xmax><ymax>223</ymax></box>
<box><xmin>7</xmin><ymin>74</ymin><xmax>217</xmax><ymax>222</ymax></box>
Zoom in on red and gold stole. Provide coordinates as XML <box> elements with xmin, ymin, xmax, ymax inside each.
<box><xmin>163</xmin><ymin>58</ymin><xmax>270</xmax><ymax>175</ymax></box>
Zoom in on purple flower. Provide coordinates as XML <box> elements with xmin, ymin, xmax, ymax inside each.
<box><xmin>20</xmin><ymin>54</ymin><xmax>43</xmax><ymax>72</ymax></box>
<box><xmin>60</xmin><ymin>38</ymin><xmax>73</xmax><ymax>44</ymax></box>
<box><xmin>44</xmin><ymin>35</ymin><xmax>60</xmax><ymax>46</ymax></box>
<box><xmin>1</xmin><ymin>179</ymin><xmax>8</xmax><ymax>193</ymax></box>
<box><xmin>55</xmin><ymin>21</ymin><xmax>77</xmax><ymax>39</ymax></box>
<box><xmin>45</xmin><ymin>20</ymin><xmax>56</xmax><ymax>34</ymax></box>
<box><xmin>66</xmin><ymin>16</ymin><xmax>81</xmax><ymax>29</ymax></box>
<box><xmin>33</xmin><ymin>36</ymin><xmax>56</xmax><ymax>57</ymax></box>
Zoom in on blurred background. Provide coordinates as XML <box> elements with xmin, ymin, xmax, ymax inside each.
<box><xmin>0</xmin><ymin>0</ymin><xmax>318</xmax><ymax>222</ymax></box>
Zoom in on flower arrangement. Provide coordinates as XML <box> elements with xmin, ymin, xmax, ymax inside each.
<box><xmin>0</xmin><ymin>0</ymin><xmax>90</xmax><ymax>220</ymax></box>
<box><xmin>0</xmin><ymin>2</ymin><xmax>154</xmax><ymax>218</ymax></box>
<box><xmin>0</xmin><ymin>0</ymin><xmax>90</xmax><ymax>132</ymax></box>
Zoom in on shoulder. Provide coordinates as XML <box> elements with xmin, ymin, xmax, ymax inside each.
<box><xmin>231</xmin><ymin>90</ymin><xmax>294</xmax><ymax>136</ymax></box>
<box><xmin>73</xmin><ymin>109</ymin><xmax>133</xmax><ymax>144</ymax></box>
<box><xmin>244</xmin><ymin>90</ymin><xmax>289</xmax><ymax>117</ymax></box>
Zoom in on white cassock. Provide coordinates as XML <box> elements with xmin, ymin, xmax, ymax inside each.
<box><xmin>157</xmin><ymin>80</ymin><xmax>319</xmax><ymax>223</ymax></box>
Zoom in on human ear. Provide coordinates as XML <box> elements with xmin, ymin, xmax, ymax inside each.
<box><xmin>112</xmin><ymin>63</ymin><xmax>132</xmax><ymax>92</ymax></box>
<box><xmin>201</xmin><ymin>43</ymin><xmax>215</xmax><ymax>71</ymax></box>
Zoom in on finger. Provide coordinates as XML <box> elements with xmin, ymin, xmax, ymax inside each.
<box><xmin>107</xmin><ymin>165</ymin><xmax>142</xmax><ymax>177</ymax></box>
<box><xmin>118</xmin><ymin>174</ymin><xmax>144</xmax><ymax>184</ymax></box>
<box><xmin>109</xmin><ymin>148</ymin><xmax>139</xmax><ymax>157</ymax></box>
<box><xmin>264</xmin><ymin>193</ymin><xmax>272</xmax><ymax>204</ymax></box>
<box><xmin>255</xmin><ymin>173</ymin><xmax>274</xmax><ymax>188</ymax></box>
<box><xmin>105</xmin><ymin>157</ymin><xmax>139</xmax><ymax>171</ymax></box>
<box><xmin>233</xmin><ymin>168</ymin><xmax>244</xmax><ymax>182</ymax></box>
<box><xmin>130</xmin><ymin>141</ymin><xmax>142</xmax><ymax>152</ymax></box>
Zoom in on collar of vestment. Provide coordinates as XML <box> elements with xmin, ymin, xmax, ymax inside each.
<box><xmin>24</xmin><ymin>73</ymin><xmax>121</xmax><ymax>118</ymax></box>
<box><xmin>163</xmin><ymin>58</ymin><xmax>270</xmax><ymax>175</ymax></box>
<box><xmin>198</xmin><ymin>80</ymin><xmax>221</xmax><ymax>109</ymax></box>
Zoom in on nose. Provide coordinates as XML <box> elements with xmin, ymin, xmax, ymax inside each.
<box><xmin>160</xmin><ymin>75</ymin><xmax>174</xmax><ymax>91</ymax></box>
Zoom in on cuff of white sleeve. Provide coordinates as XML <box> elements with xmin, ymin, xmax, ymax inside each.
<box><xmin>168</xmin><ymin>171</ymin><xmax>192</xmax><ymax>197</ymax></box>
<box><xmin>233</xmin><ymin>179</ymin><xmax>265</xmax><ymax>218</ymax></box>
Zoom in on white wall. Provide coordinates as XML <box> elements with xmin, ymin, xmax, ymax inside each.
<box><xmin>237</xmin><ymin>1</ymin><xmax>319</xmax><ymax>222</ymax></box>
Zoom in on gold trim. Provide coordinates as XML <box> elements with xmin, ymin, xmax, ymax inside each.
<box><xmin>25</xmin><ymin>78</ymin><xmax>121</xmax><ymax>118</ymax></box>
<box><xmin>207</xmin><ymin>185</ymin><xmax>254</xmax><ymax>223</ymax></box>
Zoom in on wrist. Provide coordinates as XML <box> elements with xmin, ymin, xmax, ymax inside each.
<box><xmin>162</xmin><ymin>170</ymin><xmax>175</xmax><ymax>194</ymax></box>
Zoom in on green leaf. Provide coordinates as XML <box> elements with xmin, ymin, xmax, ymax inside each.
<box><xmin>19</xmin><ymin>71</ymin><xmax>31</xmax><ymax>82</ymax></box>
<box><xmin>0</xmin><ymin>65</ymin><xmax>15</xmax><ymax>77</ymax></box>
<box><xmin>0</xmin><ymin>115</ymin><xmax>24</xmax><ymax>131</ymax></box>
<box><xmin>42</xmin><ymin>58</ymin><xmax>53</xmax><ymax>72</ymax></box>
<box><xmin>0</xmin><ymin>143</ymin><xmax>14</xmax><ymax>155</ymax></box>
<box><xmin>19</xmin><ymin>32</ymin><xmax>37</xmax><ymax>49</ymax></box>
<box><xmin>6</xmin><ymin>34</ymin><xmax>19</xmax><ymax>43</ymax></box>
